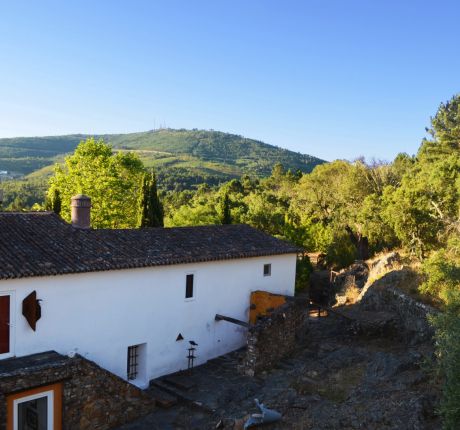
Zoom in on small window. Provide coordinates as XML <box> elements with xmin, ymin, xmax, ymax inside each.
<box><xmin>263</xmin><ymin>264</ymin><xmax>271</xmax><ymax>276</ymax></box>
<box><xmin>185</xmin><ymin>274</ymin><xmax>194</xmax><ymax>299</ymax></box>
<box><xmin>8</xmin><ymin>383</ymin><xmax>63</xmax><ymax>430</ymax></box>
<box><xmin>127</xmin><ymin>345</ymin><xmax>139</xmax><ymax>380</ymax></box>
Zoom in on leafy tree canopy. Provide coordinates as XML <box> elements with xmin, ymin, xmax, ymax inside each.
<box><xmin>47</xmin><ymin>138</ymin><xmax>145</xmax><ymax>228</ymax></box>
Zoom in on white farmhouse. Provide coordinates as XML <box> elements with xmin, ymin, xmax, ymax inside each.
<box><xmin>0</xmin><ymin>195</ymin><xmax>298</xmax><ymax>394</ymax></box>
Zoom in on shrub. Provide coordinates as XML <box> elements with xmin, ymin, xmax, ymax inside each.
<box><xmin>421</xmin><ymin>248</ymin><xmax>460</xmax><ymax>428</ymax></box>
<box><xmin>431</xmin><ymin>307</ymin><xmax>460</xmax><ymax>429</ymax></box>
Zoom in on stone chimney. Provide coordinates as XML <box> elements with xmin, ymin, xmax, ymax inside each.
<box><xmin>71</xmin><ymin>195</ymin><xmax>91</xmax><ymax>229</ymax></box>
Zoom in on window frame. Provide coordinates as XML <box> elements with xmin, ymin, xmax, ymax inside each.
<box><xmin>126</xmin><ymin>343</ymin><xmax>148</xmax><ymax>387</ymax></box>
<box><xmin>263</xmin><ymin>263</ymin><xmax>272</xmax><ymax>277</ymax></box>
<box><xmin>185</xmin><ymin>273</ymin><xmax>196</xmax><ymax>301</ymax></box>
<box><xmin>127</xmin><ymin>345</ymin><xmax>139</xmax><ymax>381</ymax></box>
<box><xmin>7</xmin><ymin>382</ymin><xmax>62</xmax><ymax>430</ymax></box>
<box><xmin>0</xmin><ymin>290</ymin><xmax>15</xmax><ymax>359</ymax></box>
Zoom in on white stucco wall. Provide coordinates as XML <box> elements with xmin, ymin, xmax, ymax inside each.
<box><xmin>0</xmin><ymin>254</ymin><xmax>296</xmax><ymax>387</ymax></box>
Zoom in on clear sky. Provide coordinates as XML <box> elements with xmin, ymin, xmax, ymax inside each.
<box><xmin>0</xmin><ymin>0</ymin><xmax>459</xmax><ymax>161</ymax></box>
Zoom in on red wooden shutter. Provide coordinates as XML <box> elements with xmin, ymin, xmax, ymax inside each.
<box><xmin>0</xmin><ymin>295</ymin><xmax>10</xmax><ymax>354</ymax></box>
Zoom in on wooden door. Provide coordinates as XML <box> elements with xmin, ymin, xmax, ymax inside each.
<box><xmin>0</xmin><ymin>295</ymin><xmax>10</xmax><ymax>354</ymax></box>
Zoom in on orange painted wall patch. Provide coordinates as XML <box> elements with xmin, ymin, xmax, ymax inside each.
<box><xmin>249</xmin><ymin>290</ymin><xmax>287</xmax><ymax>324</ymax></box>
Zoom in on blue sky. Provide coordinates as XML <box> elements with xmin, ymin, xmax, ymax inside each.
<box><xmin>0</xmin><ymin>0</ymin><xmax>459</xmax><ymax>161</ymax></box>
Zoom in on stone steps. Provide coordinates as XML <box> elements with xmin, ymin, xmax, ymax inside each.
<box><xmin>146</xmin><ymin>385</ymin><xmax>178</xmax><ymax>409</ymax></box>
<box><xmin>150</xmin><ymin>379</ymin><xmax>216</xmax><ymax>414</ymax></box>
<box><xmin>162</xmin><ymin>373</ymin><xmax>197</xmax><ymax>391</ymax></box>
<box><xmin>207</xmin><ymin>356</ymin><xmax>238</xmax><ymax>370</ymax></box>
<box><xmin>150</xmin><ymin>379</ymin><xmax>193</xmax><ymax>403</ymax></box>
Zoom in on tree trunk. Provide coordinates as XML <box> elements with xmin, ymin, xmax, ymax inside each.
<box><xmin>345</xmin><ymin>226</ymin><xmax>370</xmax><ymax>260</ymax></box>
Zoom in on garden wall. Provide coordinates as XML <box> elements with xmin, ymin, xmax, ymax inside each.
<box><xmin>240</xmin><ymin>296</ymin><xmax>308</xmax><ymax>376</ymax></box>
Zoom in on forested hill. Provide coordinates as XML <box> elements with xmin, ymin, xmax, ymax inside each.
<box><xmin>0</xmin><ymin>129</ymin><xmax>324</xmax><ymax>188</ymax></box>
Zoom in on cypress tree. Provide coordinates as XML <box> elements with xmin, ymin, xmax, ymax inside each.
<box><xmin>138</xmin><ymin>171</ymin><xmax>164</xmax><ymax>228</ymax></box>
<box><xmin>149</xmin><ymin>171</ymin><xmax>164</xmax><ymax>227</ymax></box>
<box><xmin>47</xmin><ymin>188</ymin><xmax>62</xmax><ymax>215</ymax></box>
<box><xmin>137</xmin><ymin>174</ymin><xmax>149</xmax><ymax>228</ymax></box>
<box><xmin>219</xmin><ymin>192</ymin><xmax>232</xmax><ymax>225</ymax></box>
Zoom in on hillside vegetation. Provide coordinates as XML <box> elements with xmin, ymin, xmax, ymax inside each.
<box><xmin>0</xmin><ymin>129</ymin><xmax>324</xmax><ymax>189</ymax></box>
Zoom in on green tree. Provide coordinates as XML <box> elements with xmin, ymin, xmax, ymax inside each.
<box><xmin>408</xmin><ymin>96</ymin><xmax>460</xmax><ymax>429</ymax></box>
<box><xmin>422</xmin><ymin>94</ymin><xmax>460</xmax><ymax>155</ymax></box>
<box><xmin>290</xmin><ymin>160</ymin><xmax>371</xmax><ymax>266</ymax></box>
<box><xmin>7</xmin><ymin>196</ymin><xmax>26</xmax><ymax>211</ymax></box>
<box><xmin>383</xmin><ymin>96</ymin><xmax>460</xmax><ymax>257</ymax></box>
<box><xmin>218</xmin><ymin>192</ymin><xmax>232</xmax><ymax>224</ymax></box>
<box><xmin>47</xmin><ymin>138</ymin><xmax>145</xmax><ymax>229</ymax></box>
<box><xmin>241</xmin><ymin>191</ymin><xmax>285</xmax><ymax>236</ymax></box>
<box><xmin>167</xmin><ymin>185</ymin><xmax>220</xmax><ymax>227</ymax></box>
<box><xmin>357</xmin><ymin>193</ymin><xmax>398</xmax><ymax>252</ymax></box>
<box><xmin>137</xmin><ymin>171</ymin><xmax>164</xmax><ymax>228</ymax></box>
<box><xmin>46</xmin><ymin>188</ymin><xmax>62</xmax><ymax>215</ymax></box>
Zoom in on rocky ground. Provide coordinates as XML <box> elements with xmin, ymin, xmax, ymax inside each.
<box><xmin>117</xmin><ymin>310</ymin><xmax>441</xmax><ymax>430</ymax></box>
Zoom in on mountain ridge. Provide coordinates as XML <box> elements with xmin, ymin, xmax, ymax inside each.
<box><xmin>0</xmin><ymin>128</ymin><xmax>325</xmax><ymax>189</ymax></box>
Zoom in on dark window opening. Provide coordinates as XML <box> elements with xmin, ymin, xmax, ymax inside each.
<box><xmin>18</xmin><ymin>396</ymin><xmax>48</xmax><ymax>429</ymax></box>
<box><xmin>185</xmin><ymin>274</ymin><xmax>194</xmax><ymax>299</ymax></box>
<box><xmin>127</xmin><ymin>345</ymin><xmax>139</xmax><ymax>380</ymax></box>
<box><xmin>263</xmin><ymin>264</ymin><xmax>271</xmax><ymax>276</ymax></box>
<box><xmin>0</xmin><ymin>295</ymin><xmax>10</xmax><ymax>354</ymax></box>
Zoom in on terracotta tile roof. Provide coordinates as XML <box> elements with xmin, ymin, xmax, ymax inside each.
<box><xmin>0</xmin><ymin>212</ymin><xmax>298</xmax><ymax>280</ymax></box>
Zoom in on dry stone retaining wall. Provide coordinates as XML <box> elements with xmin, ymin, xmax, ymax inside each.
<box><xmin>240</xmin><ymin>296</ymin><xmax>308</xmax><ymax>376</ymax></box>
<box><xmin>359</xmin><ymin>271</ymin><xmax>439</xmax><ymax>344</ymax></box>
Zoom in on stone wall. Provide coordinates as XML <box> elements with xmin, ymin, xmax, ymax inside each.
<box><xmin>359</xmin><ymin>270</ymin><xmax>439</xmax><ymax>344</ymax></box>
<box><xmin>240</xmin><ymin>296</ymin><xmax>308</xmax><ymax>376</ymax></box>
<box><xmin>0</xmin><ymin>351</ymin><xmax>156</xmax><ymax>430</ymax></box>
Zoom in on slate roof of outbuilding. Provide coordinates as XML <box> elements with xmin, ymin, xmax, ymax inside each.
<box><xmin>0</xmin><ymin>212</ymin><xmax>298</xmax><ymax>280</ymax></box>
<box><xmin>0</xmin><ymin>351</ymin><xmax>68</xmax><ymax>377</ymax></box>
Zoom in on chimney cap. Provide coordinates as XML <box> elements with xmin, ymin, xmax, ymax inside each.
<box><xmin>71</xmin><ymin>194</ymin><xmax>91</xmax><ymax>201</ymax></box>
<box><xmin>71</xmin><ymin>194</ymin><xmax>92</xmax><ymax>207</ymax></box>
